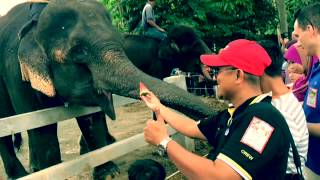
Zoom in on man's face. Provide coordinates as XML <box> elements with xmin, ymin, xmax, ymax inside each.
<box><xmin>293</xmin><ymin>20</ymin><xmax>318</xmax><ymax>56</ymax></box>
<box><xmin>149</xmin><ymin>0</ymin><xmax>156</xmax><ymax>6</ymax></box>
<box><xmin>213</xmin><ymin>66</ymin><xmax>237</xmax><ymax>100</ymax></box>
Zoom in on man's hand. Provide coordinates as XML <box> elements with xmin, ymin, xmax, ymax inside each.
<box><xmin>140</xmin><ymin>82</ymin><xmax>162</xmax><ymax>112</ymax></box>
<box><xmin>144</xmin><ymin>111</ymin><xmax>168</xmax><ymax>146</ymax></box>
<box><xmin>280</xmin><ymin>37</ymin><xmax>289</xmax><ymax>46</ymax></box>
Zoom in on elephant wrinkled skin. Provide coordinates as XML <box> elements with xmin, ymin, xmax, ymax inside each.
<box><xmin>0</xmin><ymin>0</ymin><xmax>216</xmax><ymax>179</ymax></box>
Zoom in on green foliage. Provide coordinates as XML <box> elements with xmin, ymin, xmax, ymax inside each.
<box><xmin>99</xmin><ymin>0</ymin><xmax>318</xmax><ymax>50</ymax></box>
<box><xmin>200</xmin><ymin>0</ymin><xmax>277</xmax><ymax>48</ymax></box>
<box><xmin>285</xmin><ymin>0</ymin><xmax>318</xmax><ymax>34</ymax></box>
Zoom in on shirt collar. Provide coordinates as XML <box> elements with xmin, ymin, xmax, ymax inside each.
<box><xmin>228</xmin><ymin>94</ymin><xmax>271</xmax><ymax>118</ymax></box>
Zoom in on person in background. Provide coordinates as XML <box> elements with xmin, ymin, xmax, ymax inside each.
<box><xmin>141</xmin><ymin>0</ymin><xmax>167</xmax><ymax>41</ymax></box>
<box><xmin>284</xmin><ymin>42</ymin><xmax>318</xmax><ymax>75</ymax></box>
<box><xmin>284</xmin><ymin>43</ymin><xmax>318</xmax><ymax>102</ymax></box>
<box><xmin>258</xmin><ymin>40</ymin><xmax>308</xmax><ymax>179</ymax></box>
<box><xmin>128</xmin><ymin>159</ymin><xmax>166</xmax><ymax>180</ymax></box>
<box><xmin>141</xmin><ymin>39</ymin><xmax>292</xmax><ymax>179</ymax></box>
<box><xmin>293</xmin><ymin>2</ymin><xmax>320</xmax><ymax>179</ymax></box>
<box><xmin>287</xmin><ymin>63</ymin><xmax>305</xmax><ymax>88</ymax></box>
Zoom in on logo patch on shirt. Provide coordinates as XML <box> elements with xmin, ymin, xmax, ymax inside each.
<box><xmin>306</xmin><ymin>87</ymin><xmax>318</xmax><ymax>108</ymax></box>
<box><xmin>241</xmin><ymin>149</ymin><xmax>254</xmax><ymax>160</ymax></box>
<box><xmin>240</xmin><ymin>117</ymin><xmax>274</xmax><ymax>154</ymax></box>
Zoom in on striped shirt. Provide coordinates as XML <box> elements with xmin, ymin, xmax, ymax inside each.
<box><xmin>271</xmin><ymin>92</ymin><xmax>309</xmax><ymax>174</ymax></box>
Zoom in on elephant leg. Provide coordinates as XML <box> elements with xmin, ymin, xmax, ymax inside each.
<box><xmin>76</xmin><ymin>111</ymin><xmax>118</xmax><ymax>180</ymax></box>
<box><xmin>0</xmin><ymin>136</ymin><xmax>28</xmax><ymax>178</ymax></box>
<box><xmin>79</xmin><ymin>135</ymin><xmax>90</xmax><ymax>155</ymax></box>
<box><xmin>185</xmin><ymin>76</ymin><xmax>193</xmax><ymax>93</ymax></box>
<box><xmin>0</xmin><ymin>77</ymin><xmax>28</xmax><ymax>178</ymax></box>
<box><xmin>27</xmin><ymin>124</ymin><xmax>61</xmax><ymax>172</ymax></box>
<box><xmin>13</xmin><ymin>133</ymin><xmax>23</xmax><ymax>151</ymax></box>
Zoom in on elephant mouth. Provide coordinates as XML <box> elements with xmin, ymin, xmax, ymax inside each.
<box><xmin>96</xmin><ymin>89</ymin><xmax>116</xmax><ymax>120</ymax></box>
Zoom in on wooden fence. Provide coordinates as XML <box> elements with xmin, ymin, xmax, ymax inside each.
<box><xmin>1</xmin><ymin>75</ymin><xmax>198</xmax><ymax>179</ymax></box>
<box><xmin>0</xmin><ymin>95</ymin><xmax>192</xmax><ymax>179</ymax></box>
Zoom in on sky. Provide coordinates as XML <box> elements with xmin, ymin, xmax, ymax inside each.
<box><xmin>0</xmin><ymin>0</ymin><xmax>27</xmax><ymax>16</ymax></box>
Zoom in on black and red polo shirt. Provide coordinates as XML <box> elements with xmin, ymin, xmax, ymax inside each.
<box><xmin>198</xmin><ymin>96</ymin><xmax>291</xmax><ymax>180</ymax></box>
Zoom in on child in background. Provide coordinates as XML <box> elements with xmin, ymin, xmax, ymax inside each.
<box><xmin>284</xmin><ymin>43</ymin><xmax>318</xmax><ymax>102</ymax></box>
<box><xmin>128</xmin><ymin>159</ymin><xmax>166</xmax><ymax>180</ymax></box>
<box><xmin>287</xmin><ymin>62</ymin><xmax>305</xmax><ymax>86</ymax></box>
<box><xmin>286</xmin><ymin>62</ymin><xmax>308</xmax><ymax>102</ymax></box>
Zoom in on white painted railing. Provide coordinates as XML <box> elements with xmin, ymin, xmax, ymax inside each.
<box><xmin>0</xmin><ymin>105</ymin><xmax>101</xmax><ymax>138</ymax></box>
<box><xmin>1</xmin><ymin>74</ymin><xmax>197</xmax><ymax>179</ymax></box>
<box><xmin>0</xmin><ymin>95</ymin><xmax>191</xmax><ymax>179</ymax></box>
<box><xmin>18</xmin><ymin>125</ymin><xmax>179</xmax><ymax>180</ymax></box>
<box><xmin>0</xmin><ymin>95</ymin><xmax>137</xmax><ymax>138</ymax></box>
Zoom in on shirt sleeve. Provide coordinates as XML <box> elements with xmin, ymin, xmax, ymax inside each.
<box><xmin>145</xmin><ymin>5</ymin><xmax>154</xmax><ymax>21</ymax></box>
<box><xmin>197</xmin><ymin>111</ymin><xmax>224</xmax><ymax>145</ymax></box>
<box><xmin>216</xmin><ymin>108</ymin><xmax>289</xmax><ymax>179</ymax></box>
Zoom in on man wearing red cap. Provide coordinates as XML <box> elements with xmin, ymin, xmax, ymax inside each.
<box><xmin>141</xmin><ymin>39</ymin><xmax>292</xmax><ymax>179</ymax></box>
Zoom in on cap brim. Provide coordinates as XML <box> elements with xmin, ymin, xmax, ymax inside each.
<box><xmin>200</xmin><ymin>54</ymin><xmax>229</xmax><ymax>67</ymax></box>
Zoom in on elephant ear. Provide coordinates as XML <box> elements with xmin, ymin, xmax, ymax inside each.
<box><xmin>18</xmin><ymin>32</ymin><xmax>55</xmax><ymax>97</ymax></box>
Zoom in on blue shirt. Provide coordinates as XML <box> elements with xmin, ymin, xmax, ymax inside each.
<box><xmin>303</xmin><ymin>61</ymin><xmax>320</xmax><ymax>175</ymax></box>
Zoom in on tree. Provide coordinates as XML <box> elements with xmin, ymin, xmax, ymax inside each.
<box><xmin>100</xmin><ymin>0</ymin><xmax>317</xmax><ymax>50</ymax></box>
<box><xmin>285</xmin><ymin>0</ymin><xmax>318</xmax><ymax>36</ymax></box>
<box><xmin>275</xmin><ymin>0</ymin><xmax>288</xmax><ymax>38</ymax></box>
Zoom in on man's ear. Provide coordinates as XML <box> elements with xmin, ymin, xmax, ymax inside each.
<box><xmin>235</xmin><ymin>69</ymin><xmax>245</xmax><ymax>84</ymax></box>
<box><xmin>18</xmin><ymin>31</ymin><xmax>56</xmax><ymax>97</ymax></box>
<box><xmin>307</xmin><ymin>24</ymin><xmax>319</xmax><ymax>37</ymax></box>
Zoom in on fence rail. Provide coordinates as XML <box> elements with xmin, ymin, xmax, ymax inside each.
<box><xmin>0</xmin><ymin>95</ymin><xmax>137</xmax><ymax>138</ymax></box>
<box><xmin>0</xmin><ymin>105</ymin><xmax>101</xmax><ymax>138</ymax></box>
<box><xmin>17</xmin><ymin>118</ymin><xmax>178</xmax><ymax>180</ymax></box>
<box><xmin>0</xmin><ymin>95</ymin><xmax>189</xmax><ymax>179</ymax></box>
<box><xmin>1</xmin><ymin>80</ymin><xmax>196</xmax><ymax>179</ymax></box>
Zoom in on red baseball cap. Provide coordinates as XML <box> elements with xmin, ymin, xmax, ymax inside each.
<box><xmin>200</xmin><ymin>39</ymin><xmax>271</xmax><ymax>76</ymax></box>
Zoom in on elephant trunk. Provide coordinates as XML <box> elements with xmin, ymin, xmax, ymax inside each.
<box><xmin>88</xmin><ymin>51</ymin><xmax>217</xmax><ymax>119</ymax></box>
<box><xmin>200</xmin><ymin>64</ymin><xmax>214</xmax><ymax>82</ymax></box>
<box><xmin>197</xmin><ymin>39</ymin><xmax>215</xmax><ymax>81</ymax></box>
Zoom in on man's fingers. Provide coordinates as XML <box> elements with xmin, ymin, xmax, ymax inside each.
<box><xmin>140</xmin><ymin>95</ymin><xmax>148</xmax><ymax>103</ymax></box>
<box><xmin>155</xmin><ymin>107</ymin><xmax>165</xmax><ymax>124</ymax></box>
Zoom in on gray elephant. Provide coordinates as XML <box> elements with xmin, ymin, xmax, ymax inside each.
<box><xmin>0</xmin><ymin>0</ymin><xmax>216</xmax><ymax>179</ymax></box>
<box><xmin>123</xmin><ymin>25</ymin><xmax>213</xmax><ymax>80</ymax></box>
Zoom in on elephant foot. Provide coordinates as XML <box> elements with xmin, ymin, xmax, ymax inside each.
<box><xmin>93</xmin><ymin>161</ymin><xmax>120</xmax><ymax>180</ymax></box>
<box><xmin>29</xmin><ymin>166</ymin><xmax>39</xmax><ymax>173</ymax></box>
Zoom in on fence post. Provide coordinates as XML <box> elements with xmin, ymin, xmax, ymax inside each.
<box><xmin>163</xmin><ymin>75</ymin><xmax>195</xmax><ymax>152</ymax></box>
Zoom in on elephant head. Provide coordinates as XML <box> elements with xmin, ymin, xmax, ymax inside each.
<box><xmin>158</xmin><ymin>25</ymin><xmax>213</xmax><ymax>80</ymax></box>
<box><xmin>17</xmin><ymin>0</ymin><xmax>216</xmax><ymax>120</ymax></box>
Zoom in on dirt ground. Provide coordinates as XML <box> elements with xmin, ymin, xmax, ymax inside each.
<box><xmin>0</xmin><ymin>97</ymin><xmax>226</xmax><ymax>180</ymax></box>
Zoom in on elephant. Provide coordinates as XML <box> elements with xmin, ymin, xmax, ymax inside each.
<box><xmin>123</xmin><ymin>25</ymin><xmax>213</xmax><ymax>80</ymax></box>
<box><xmin>0</xmin><ymin>0</ymin><xmax>217</xmax><ymax>179</ymax></box>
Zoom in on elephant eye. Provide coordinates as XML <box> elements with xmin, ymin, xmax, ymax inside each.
<box><xmin>70</xmin><ymin>45</ymin><xmax>89</xmax><ymax>61</ymax></box>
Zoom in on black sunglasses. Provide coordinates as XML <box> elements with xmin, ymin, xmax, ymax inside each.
<box><xmin>211</xmin><ymin>67</ymin><xmax>237</xmax><ymax>77</ymax></box>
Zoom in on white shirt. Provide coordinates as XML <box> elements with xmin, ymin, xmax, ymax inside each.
<box><xmin>271</xmin><ymin>92</ymin><xmax>309</xmax><ymax>174</ymax></box>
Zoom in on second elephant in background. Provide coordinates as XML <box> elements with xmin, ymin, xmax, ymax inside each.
<box><xmin>123</xmin><ymin>25</ymin><xmax>213</xmax><ymax>81</ymax></box>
